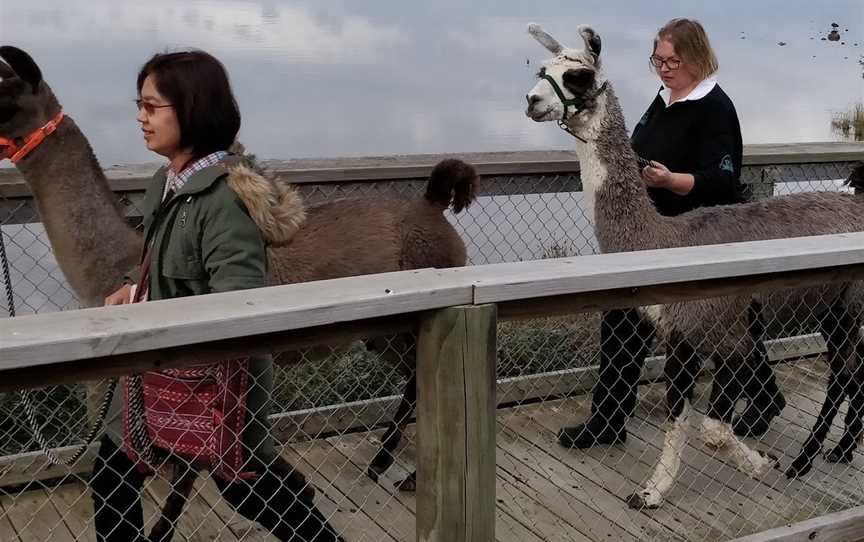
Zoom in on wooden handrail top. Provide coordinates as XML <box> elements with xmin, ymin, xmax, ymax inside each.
<box><xmin>3</xmin><ymin>232</ymin><xmax>864</xmax><ymax>373</ymax></box>
<box><xmin>1</xmin><ymin>142</ymin><xmax>862</xmax><ymax>198</ymax></box>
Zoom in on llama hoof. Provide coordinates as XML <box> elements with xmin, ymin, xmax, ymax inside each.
<box><xmin>367</xmin><ymin>450</ymin><xmax>396</xmax><ymax>483</ymax></box>
<box><xmin>367</xmin><ymin>450</ymin><xmax>396</xmax><ymax>482</ymax></box>
<box><xmin>395</xmin><ymin>471</ymin><xmax>416</xmax><ymax>492</ymax></box>
<box><xmin>626</xmin><ymin>489</ymin><xmax>662</xmax><ymax>510</ymax></box>
<box><xmin>754</xmin><ymin>450</ymin><xmax>780</xmax><ymax>476</ymax></box>
<box><xmin>824</xmin><ymin>446</ymin><xmax>854</xmax><ymax>464</ymax></box>
<box><xmin>785</xmin><ymin>453</ymin><xmax>815</xmax><ymax>479</ymax></box>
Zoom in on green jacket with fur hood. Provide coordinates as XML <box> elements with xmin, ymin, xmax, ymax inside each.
<box><xmin>120</xmin><ymin>153</ymin><xmax>305</xmax><ymax>465</ymax></box>
<box><xmin>138</xmin><ymin>154</ymin><xmax>303</xmax><ymax>300</ymax></box>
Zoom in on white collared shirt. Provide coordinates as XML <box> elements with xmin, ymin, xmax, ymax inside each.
<box><xmin>659</xmin><ymin>76</ymin><xmax>717</xmax><ymax>107</ymax></box>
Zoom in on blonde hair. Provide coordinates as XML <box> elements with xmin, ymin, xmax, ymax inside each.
<box><xmin>653</xmin><ymin>18</ymin><xmax>719</xmax><ymax>80</ymax></box>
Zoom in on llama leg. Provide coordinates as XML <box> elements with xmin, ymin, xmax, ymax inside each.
<box><xmin>702</xmin><ymin>363</ymin><xmax>777</xmax><ymax>478</ymax></box>
<box><xmin>826</xmin><ymin>315</ymin><xmax>864</xmax><ymax>465</ymax></box>
<box><xmin>215</xmin><ymin>462</ymin><xmax>343</xmax><ymax>542</ymax></box>
<box><xmin>734</xmin><ymin>302</ymin><xmax>786</xmax><ymax>437</ymax></box>
<box><xmin>787</xmin><ymin>368</ymin><xmax>846</xmax><ymax>477</ymax></box>
<box><xmin>788</xmin><ymin>302</ymin><xmax>856</xmax><ymax>478</ymax></box>
<box><xmin>367</xmin><ymin>374</ymin><xmax>417</xmax><ymax>484</ymax></box>
<box><xmin>627</xmin><ymin>339</ymin><xmax>697</xmax><ymax>509</ymax></box>
<box><xmin>364</xmin><ymin>333</ymin><xmax>418</xmax><ymax>487</ymax></box>
<box><xmin>147</xmin><ymin>465</ymin><xmax>198</xmax><ymax>542</ymax></box>
<box><xmin>825</xmin><ymin>373</ymin><xmax>864</xmax><ymax>464</ymax></box>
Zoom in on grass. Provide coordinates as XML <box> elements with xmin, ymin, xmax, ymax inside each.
<box><xmin>831</xmin><ymin>102</ymin><xmax>864</xmax><ymax>141</ymax></box>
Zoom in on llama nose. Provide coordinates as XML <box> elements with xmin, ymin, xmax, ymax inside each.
<box><xmin>526</xmin><ymin>94</ymin><xmax>541</xmax><ymax>107</ymax></box>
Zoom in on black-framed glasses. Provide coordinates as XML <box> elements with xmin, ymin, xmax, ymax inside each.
<box><xmin>135</xmin><ymin>99</ymin><xmax>174</xmax><ymax>115</ymax></box>
<box><xmin>649</xmin><ymin>55</ymin><xmax>681</xmax><ymax>70</ymax></box>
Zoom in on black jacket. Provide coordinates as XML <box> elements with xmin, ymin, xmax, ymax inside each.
<box><xmin>631</xmin><ymin>83</ymin><xmax>746</xmax><ymax>217</ymax></box>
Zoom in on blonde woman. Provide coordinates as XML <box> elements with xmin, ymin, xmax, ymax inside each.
<box><xmin>559</xmin><ymin>18</ymin><xmax>785</xmax><ymax>449</ymax></box>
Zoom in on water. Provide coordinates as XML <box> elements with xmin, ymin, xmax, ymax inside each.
<box><xmin>1</xmin><ymin>2</ymin><xmax>863</xmax><ymax>315</ymax></box>
<box><xmin>1</xmin><ymin>0</ymin><xmax>862</xmax><ymax>165</ymax></box>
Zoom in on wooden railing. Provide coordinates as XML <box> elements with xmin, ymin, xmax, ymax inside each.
<box><xmin>4</xmin><ymin>232</ymin><xmax>864</xmax><ymax>542</ymax></box>
<box><xmin>1</xmin><ymin>142</ymin><xmax>863</xmax><ymax>223</ymax></box>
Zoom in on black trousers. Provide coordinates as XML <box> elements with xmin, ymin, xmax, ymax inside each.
<box><xmin>590</xmin><ymin>308</ymin><xmax>775</xmax><ymax>424</ymax></box>
<box><xmin>91</xmin><ymin>436</ymin><xmax>342</xmax><ymax>542</ymax></box>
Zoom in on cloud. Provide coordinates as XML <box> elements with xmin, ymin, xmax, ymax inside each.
<box><xmin>3</xmin><ymin>1</ymin><xmax>407</xmax><ymax>64</ymax></box>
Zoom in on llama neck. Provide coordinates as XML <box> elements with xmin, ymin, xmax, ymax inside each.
<box><xmin>569</xmin><ymin>85</ymin><xmax>673</xmax><ymax>252</ymax></box>
<box><xmin>16</xmin><ymin>117</ymin><xmax>143</xmax><ymax>307</ymax></box>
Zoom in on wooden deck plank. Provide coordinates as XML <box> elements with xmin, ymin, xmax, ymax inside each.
<box><xmin>633</xmin><ymin>374</ymin><xmax>850</xmax><ymax>534</ymax></box>
<box><xmin>499</xmin><ymin>402</ymin><xmax>708</xmax><ymax>540</ymax></box>
<box><xmin>492</xmin><ymin>468</ymin><xmax>595</xmax><ymax>542</ymax></box>
<box><xmin>335</xmin><ymin>429</ymin><xmax>551</xmax><ymax>542</ymax></box>
<box><xmin>626</xmin><ymin>381</ymin><xmax>794</xmax><ymax>535</ymax></box>
<box><xmin>2</xmin><ymin>487</ymin><xmax>76</xmax><ymax>541</ymax></box>
<box><xmin>6</xmin><ymin>358</ymin><xmax>864</xmax><ymax>542</ymax></box>
<box><xmin>512</xmin><ymin>398</ymin><xmax>735</xmax><ymax>538</ymax></box>
<box><xmin>511</xmin><ymin>377</ymin><xmax>793</xmax><ymax>538</ymax></box>
<box><xmin>498</xmin><ymin>407</ymin><xmax>680</xmax><ymax>539</ymax></box>
<box><xmin>494</xmin><ymin>434</ymin><xmax>641</xmax><ymax>541</ymax></box>
<box><xmin>739</xmin><ymin>363</ymin><xmax>858</xmax><ymax>510</ymax></box>
<box><xmin>282</xmin><ymin>445</ymin><xmax>399</xmax><ymax>542</ymax></box>
<box><xmin>48</xmin><ymin>482</ymin><xmax>95</xmax><ymax>541</ymax></box>
<box><xmin>193</xmin><ymin>475</ymin><xmax>274</xmax><ymax>541</ymax></box>
<box><xmin>291</xmin><ymin>438</ymin><xmax>415</xmax><ymax>542</ymax></box>
<box><xmin>333</xmin><ymin>429</ymin><xmax>566</xmax><ymax>542</ymax></box>
<box><xmin>330</xmin><ymin>431</ymin><xmax>419</xmax><ymax>513</ymax></box>
<box><xmin>144</xmin><ymin>474</ymin><xmax>242</xmax><ymax>541</ymax></box>
<box><xmin>755</xmin><ymin>363</ymin><xmax>864</xmax><ymax>509</ymax></box>
<box><xmin>0</xmin><ymin>498</ymin><xmax>22</xmax><ymax>542</ymax></box>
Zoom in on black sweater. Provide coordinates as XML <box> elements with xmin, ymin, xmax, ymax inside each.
<box><xmin>631</xmin><ymin>84</ymin><xmax>745</xmax><ymax>217</ymax></box>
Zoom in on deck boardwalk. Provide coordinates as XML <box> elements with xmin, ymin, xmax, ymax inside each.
<box><xmin>2</xmin><ymin>360</ymin><xmax>862</xmax><ymax>541</ymax></box>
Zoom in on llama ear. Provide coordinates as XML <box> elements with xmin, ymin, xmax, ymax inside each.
<box><xmin>577</xmin><ymin>25</ymin><xmax>602</xmax><ymax>59</ymax></box>
<box><xmin>528</xmin><ymin>23</ymin><xmax>564</xmax><ymax>54</ymax></box>
<box><xmin>0</xmin><ymin>46</ymin><xmax>43</xmax><ymax>93</ymax></box>
<box><xmin>0</xmin><ymin>58</ymin><xmax>13</xmax><ymax>80</ymax></box>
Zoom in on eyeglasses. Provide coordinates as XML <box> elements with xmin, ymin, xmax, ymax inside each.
<box><xmin>649</xmin><ymin>55</ymin><xmax>681</xmax><ymax>70</ymax></box>
<box><xmin>135</xmin><ymin>99</ymin><xmax>173</xmax><ymax>115</ymax></box>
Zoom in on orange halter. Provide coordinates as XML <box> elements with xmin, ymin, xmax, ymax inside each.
<box><xmin>0</xmin><ymin>110</ymin><xmax>65</xmax><ymax>163</ymax></box>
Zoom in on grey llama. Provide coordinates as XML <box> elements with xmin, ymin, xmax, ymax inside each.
<box><xmin>0</xmin><ymin>45</ymin><xmax>477</xmax><ymax>538</ymax></box>
<box><xmin>524</xmin><ymin>22</ymin><xmax>864</xmax><ymax>509</ymax></box>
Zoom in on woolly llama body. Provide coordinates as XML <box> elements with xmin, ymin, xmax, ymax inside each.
<box><xmin>0</xmin><ymin>45</ymin><xmax>478</xmax><ymax>536</ymax></box>
<box><xmin>524</xmin><ymin>23</ymin><xmax>864</xmax><ymax>509</ymax></box>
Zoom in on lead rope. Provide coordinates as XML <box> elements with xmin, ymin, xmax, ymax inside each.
<box><xmin>556</xmin><ymin>119</ymin><xmax>652</xmax><ymax>170</ymax></box>
<box><xmin>0</xmin><ymin>223</ymin><xmax>116</xmax><ymax>466</ymax></box>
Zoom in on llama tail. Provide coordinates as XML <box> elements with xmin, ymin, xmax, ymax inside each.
<box><xmin>844</xmin><ymin>162</ymin><xmax>864</xmax><ymax>193</ymax></box>
<box><xmin>424</xmin><ymin>158</ymin><xmax>479</xmax><ymax>214</ymax></box>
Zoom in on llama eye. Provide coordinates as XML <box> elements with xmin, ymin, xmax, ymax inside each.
<box><xmin>0</xmin><ymin>104</ymin><xmax>19</xmax><ymax>124</ymax></box>
<box><xmin>535</xmin><ymin>67</ymin><xmax>546</xmax><ymax>78</ymax></box>
<box><xmin>562</xmin><ymin>68</ymin><xmax>594</xmax><ymax>89</ymax></box>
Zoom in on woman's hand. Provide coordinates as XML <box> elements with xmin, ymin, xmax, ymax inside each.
<box><xmin>641</xmin><ymin>160</ymin><xmax>695</xmax><ymax>195</ymax></box>
<box><xmin>104</xmin><ymin>284</ymin><xmax>134</xmax><ymax>306</ymax></box>
<box><xmin>641</xmin><ymin>161</ymin><xmax>672</xmax><ymax>188</ymax></box>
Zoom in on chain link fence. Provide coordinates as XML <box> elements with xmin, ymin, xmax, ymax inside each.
<box><xmin>0</xmin><ymin>155</ymin><xmax>863</xmax><ymax>541</ymax></box>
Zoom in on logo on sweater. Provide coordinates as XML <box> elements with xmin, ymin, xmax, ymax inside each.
<box><xmin>719</xmin><ymin>154</ymin><xmax>735</xmax><ymax>174</ymax></box>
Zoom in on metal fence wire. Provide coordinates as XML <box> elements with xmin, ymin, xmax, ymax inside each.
<box><xmin>0</xmin><ymin>158</ymin><xmax>862</xmax><ymax>541</ymax></box>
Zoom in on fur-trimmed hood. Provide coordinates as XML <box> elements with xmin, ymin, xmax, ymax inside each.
<box><xmin>225</xmin><ymin>163</ymin><xmax>306</xmax><ymax>247</ymax></box>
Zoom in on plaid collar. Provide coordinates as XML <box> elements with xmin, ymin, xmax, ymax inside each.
<box><xmin>163</xmin><ymin>150</ymin><xmax>228</xmax><ymax>200</ymax></box>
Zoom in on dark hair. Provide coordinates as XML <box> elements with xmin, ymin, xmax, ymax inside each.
<box><xmin>137</xmin><ymin>50</ymin><xmax>240</xmax><ymax>158</ymax></box>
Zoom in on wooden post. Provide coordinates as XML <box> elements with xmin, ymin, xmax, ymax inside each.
<box><xmin>416</xmin><ymin>304</ymin><xmax>497</xmax><ymax>542</ymax></box>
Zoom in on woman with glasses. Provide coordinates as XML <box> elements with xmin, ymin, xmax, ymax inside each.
<box><xmin>559</xmin><ymin>18</ymin><xmax>786</xmax><ymax>449</ymax></box>
<box><xmin>95</xmin><ymin>50</ymin><xmax>342</xmax><ymax>542</ymax></box>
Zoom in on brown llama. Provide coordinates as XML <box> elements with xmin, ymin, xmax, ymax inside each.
<box><xmin>0</xmin><ymin>45</ymin><xmax>477</xmax><ymax>539</ymax></box>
